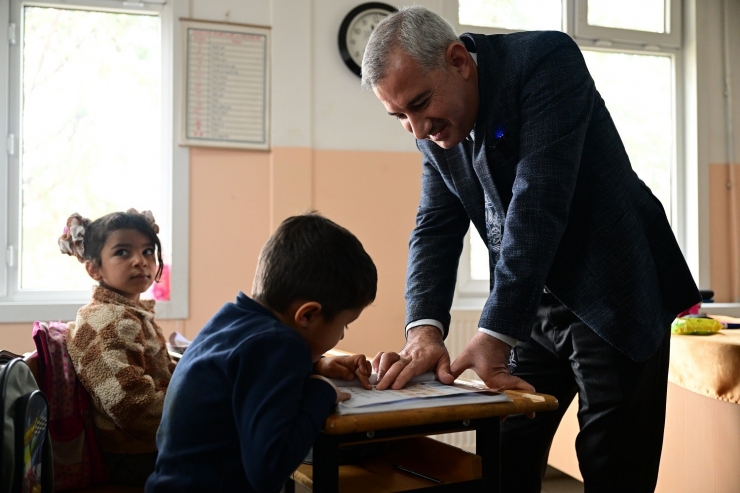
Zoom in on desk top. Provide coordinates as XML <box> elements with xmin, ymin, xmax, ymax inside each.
<box><xmin>669</xmin><ymin>330</ymin><xmax>740</xmax><ymax>404</ymax></box>
<box><xmin>323</xmin><ymin>390</ymin><xmax>558</xmax><ymax>435</ymax></box>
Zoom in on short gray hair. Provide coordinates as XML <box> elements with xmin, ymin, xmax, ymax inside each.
<box><xmin>361</xmin><ymin>6</ymin><xmax>459</xmax><ymax>89</ymax></box>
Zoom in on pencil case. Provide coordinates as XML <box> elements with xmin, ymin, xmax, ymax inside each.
<box><xmin>671</xmin><ymin>317</ymin><xmax>723</xmax><ymax>335</ymax></box>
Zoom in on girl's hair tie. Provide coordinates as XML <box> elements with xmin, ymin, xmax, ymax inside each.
<box><xmin>58</xmin><ymin>213</ymin><xmax>89</xmax><ymax>262</ymax></box>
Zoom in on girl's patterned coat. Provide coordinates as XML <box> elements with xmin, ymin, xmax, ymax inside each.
<box><xmin>66</xmin><ymin>285</ymin><xmax>174</xmax><ymax>454</ymax></box>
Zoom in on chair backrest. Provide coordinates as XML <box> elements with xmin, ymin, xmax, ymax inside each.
<box><xmin>32</xmin><ymin>321</ymin><xmax>108</xmax><ymax>491</ymax></box>
<box><xmin>1</xmin><ymin>355</ymin><xmax>54</xmax><ymax>493</ymax></box>
<box><xmin>24</xmin><ymin>352</ymin><xmax>40</xmax><ymax>384</ymax></box>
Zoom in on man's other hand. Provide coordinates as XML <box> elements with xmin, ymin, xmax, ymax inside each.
<box><xmin>372</xmin><ymin>325</ymin><xmax>455</xmax><ymax>390</ymax></box>
<box><xmin>450</xmin><ymin>331</ymin><xmax>535</xmax><ymax>393</ymax></box>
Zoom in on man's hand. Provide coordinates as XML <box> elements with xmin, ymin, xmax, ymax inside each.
<box><xmin>314</xmin><ymin>355</ymin><xmax>372</xmax><ymax>389</ymax></box>
<box><xmin>372</xmin><ymin>325</ymin><xmax>455</xmax><ymax>390</ymax></box>
<box><xmin>450</xmin><ymin>331</ymin><xmax>535</xmax><ymax>392</ymax></box>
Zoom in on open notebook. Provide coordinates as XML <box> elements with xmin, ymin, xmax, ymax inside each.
<box><xmin>165</xmin><ymin>333</ymin><xmax>511</xmax><ymax>415</ymax></box>
<box><xmin>329</xmin><ymin>372</ymin><xmax>510</xmax><ymax>415</ymax></box>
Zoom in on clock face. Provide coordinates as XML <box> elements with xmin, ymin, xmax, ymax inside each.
<box><xmin>338</xmin><ymin>3</ymin><xmax>397</xmax><ymax>77</ymax></box>
<box><xmin>345</xmin><ymin>9</ymin><xmax>391</xmax><ymax>67</ymax></box>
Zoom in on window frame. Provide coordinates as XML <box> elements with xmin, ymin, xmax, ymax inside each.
<box><xmin>0</xmin><ymin>0</ymin><xmax>189</xmax><ymax>322</ymax></box>
<box><xmin>574</xmin><ymin>0</ymin><xmax>681</xmax><ymax>50</ymax></box>
<box><xmin>447</xmin><ymin>0</ymin><xmax>686</xmax><ymax>307</ymax></box>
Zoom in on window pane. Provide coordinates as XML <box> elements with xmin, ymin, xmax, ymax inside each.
<box><xmin>21</xmin><ymin>7</ymin><xmax>165</xmax><ymax>291</ymax></box>
<box><xmin>470</xmin><ymin>226</ymin><xmax>490</xmax><ymax>281</ymax></box>
<box><xmin>582</xmin><ymin>51</ymin><xmax>673</xmax><ymax>217</ymax></box>
<box><xmin>459</xmin><ymin>0</ymin><xmax>561</xmax><ymax>31</ymax></box>
<box><xmin>587</xmin><ymin>0</ymin><xmax>666</xmax><ymax>33</ymax></box>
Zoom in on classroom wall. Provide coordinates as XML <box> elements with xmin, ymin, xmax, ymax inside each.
<box><xmin>705</xmin><ymin>0</ymin><xmax>740</xmax><ymax>302</ymax></box>
<box><xmin>3</xmin><ymin>0</ymin><xmax>740</xmax><ymax>355</ymax></box>
<box><xmin>696</xmin><ymin>0</ymin><xmax>740</xmax><ymax>302</ymax></box>
<box><xmin>168</xmin><ymin>0</ymin><xmax>446</xmax><ymax>357</ymax></box>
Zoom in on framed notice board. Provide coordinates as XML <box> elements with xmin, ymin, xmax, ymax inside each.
<box><xmin>181</xmin><ymin>19</ymin><xmax>270</xmax><ymax>150</ymax></box>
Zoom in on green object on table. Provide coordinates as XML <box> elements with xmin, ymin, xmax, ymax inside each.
<box><xmin>671</xmin><ymin>317</ymin><xmax>723</xmax><ymax>335</ymax></box>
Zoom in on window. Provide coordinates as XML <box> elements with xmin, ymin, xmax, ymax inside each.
<box><xmin>0</xmin><ymin>0</ymin><xmax>189</xmax><ymax>322</ymax></box>
<box><xmin>576</xmin><ymin>0</ymin><xmax>681</xmax><ymax>48</ymax></box>
<box><xmin>458</xmin><ymin>0</ymin><xmax>562</xmax><ymax>31</ymax></box>
<box><xmin>444</xmin><ymin>0</ymin><xmax>682</xmax><ymax>301</ymax></box>
<box><xmin>586</xmin><ymin>0</ymin><xmax>666</xmax><ymax>33</ymax></box>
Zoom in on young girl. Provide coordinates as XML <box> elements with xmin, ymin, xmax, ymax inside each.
<box><xmin>58</xmin><ymin>208</ymin><xmax>174</xmax><ymax>487</ymax></box>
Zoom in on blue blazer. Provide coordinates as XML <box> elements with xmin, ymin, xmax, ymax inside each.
<box><xmin>405</xmin><ymin>31</ymin><xmax>699</xmax><ymax>362</ymax></box>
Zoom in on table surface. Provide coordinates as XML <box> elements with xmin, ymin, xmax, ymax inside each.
<box><xmin>669</xmin><ymin>330</ymin><xmax>740</xmax><ymax>403</ymax></box>
<box><xmin>323</xmin><ymin>389</ymin><xmax>559</xmax><ymax>435</ymax></box>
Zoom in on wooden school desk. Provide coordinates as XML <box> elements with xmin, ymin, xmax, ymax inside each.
<box><xmin>285</xmin><ymin>389</ymin><xmax>558</xmax><ymax>493</ymax></box>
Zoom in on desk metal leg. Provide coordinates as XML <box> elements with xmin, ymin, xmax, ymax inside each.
<box><xmin>477</xmin><ymin>418</ymin><xmax>501</xmax><ymax>493</ymax></box>
<box><xmin>312</xmin><ymin>433</ymin><xmax>340</xmax><ymax>493</ymax></box>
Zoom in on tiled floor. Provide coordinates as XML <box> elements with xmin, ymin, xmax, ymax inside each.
<box><xmin>542</xmin><ymin>466</ymin><xmax>584</xmax><ymax>493</ymax></box>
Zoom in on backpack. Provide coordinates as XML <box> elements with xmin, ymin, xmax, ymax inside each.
<box><xmin>31</xmin><ymin>322</ymin><xmax>108</xmax><ymax>491</ymax></box>
<box><xmin>1</xmin><ymin>353</ymin><xmax>54</xmax><ymax>493</ymax></box>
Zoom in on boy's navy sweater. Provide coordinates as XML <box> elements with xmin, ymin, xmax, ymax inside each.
<box><xmin>145</xmin><ymin>293</ymin><xmax>336</xmax><ymax>493</ymax></box>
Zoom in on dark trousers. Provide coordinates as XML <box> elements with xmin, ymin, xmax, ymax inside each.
<box><xmin>500</xmin><ymin>294</ymin><xmax>670</xmax><ymax>493</ymax></box>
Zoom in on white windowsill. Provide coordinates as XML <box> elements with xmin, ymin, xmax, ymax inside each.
<box><xmin>0</xmin><ymin>299</ymin><xmax>185</xmax><ymax>323</ymax></box>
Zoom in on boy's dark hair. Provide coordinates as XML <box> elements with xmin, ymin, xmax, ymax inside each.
<box><xmin>252</xmin><ymin>212</ymin><xmax>377</xmax><ymax>320</ymax></box>
<box><xmin>59</xmin><ymin>209</ymin><xmax>164</xmax><ymax>282</ymax></box>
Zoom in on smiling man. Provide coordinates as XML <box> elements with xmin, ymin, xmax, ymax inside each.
<box><xmin>363</xmin><ymin>6</ymin><xmax>700</xmax><ymax>492</ymax></box>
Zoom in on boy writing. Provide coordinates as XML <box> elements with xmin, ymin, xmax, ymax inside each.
<box><xmin>146</xmin><ymin>213</ymin><xmax>377</xmax><ymax>492</ymax></box>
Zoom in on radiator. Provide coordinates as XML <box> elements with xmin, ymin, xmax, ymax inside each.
<box><xmin>431</xmin><ymin>309</ymin><xmax>481</xmax><ymax>453</ymax></box>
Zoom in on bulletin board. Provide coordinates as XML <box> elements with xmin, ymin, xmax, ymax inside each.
<box><xmin>180</xmin><ymin>19</ymin><xmax>270</xmax><ymax>150</ymax></box>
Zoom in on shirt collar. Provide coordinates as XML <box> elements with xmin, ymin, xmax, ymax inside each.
<box><xmin>466</xmin><ymin>52</ymin><xmax>479</xmax><ymax>142</ymax></box>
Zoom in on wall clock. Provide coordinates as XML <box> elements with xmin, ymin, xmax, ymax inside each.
<box><xmin>338</xmin><ymin>2</ymin><xmax>397</xmax><ymax>77</ymax></box>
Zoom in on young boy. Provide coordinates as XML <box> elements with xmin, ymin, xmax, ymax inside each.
<box><xmin>145</xmin><ymin>213</ymin><xmax>377</xmax><ymax>492</ymax></box>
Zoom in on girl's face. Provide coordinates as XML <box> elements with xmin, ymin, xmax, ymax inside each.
<box><xmin>85</xmin><ymin>228</ymin><xmax>158</xmax><ymax>302</ymax></box>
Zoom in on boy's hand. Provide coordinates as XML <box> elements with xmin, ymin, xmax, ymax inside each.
<box><xmin>310</xmin><ymin>375</ymin><xmax>351</xmax><ymax>403</ymax></box>
<box><xmin>314</xmin><ymin>355</ymin><xmax>373</xmax><ymax>390</ymax></box>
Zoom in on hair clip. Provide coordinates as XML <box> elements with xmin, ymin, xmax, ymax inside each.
<box><xmin>127</xmin><ymin>208</ymin><xmax>160</xmax><ymax>234</ymax></box>
<box><xmin>58</xmin><ymin>213</ymin><xmax>86</xmax><ymax>262</ymax></box>
<box><xmin>141</xmin><ymin>210</ymin><xmax>159</xmax><ymax>234</ymax></box>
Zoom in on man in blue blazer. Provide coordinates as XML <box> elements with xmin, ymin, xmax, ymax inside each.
<box><xmin>363</xmin><ymin>6</ymin><xmax>700</xmax><ymax>492</ymax></box>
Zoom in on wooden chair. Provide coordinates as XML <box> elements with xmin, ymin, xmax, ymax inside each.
<box><xmin>23</xmin><ymin>351</ymin><xmax>40</xmax><ymax>384</ymax></box>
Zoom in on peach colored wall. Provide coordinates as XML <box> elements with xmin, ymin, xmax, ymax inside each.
<box><xmin>176</xmin><ymin>146</ymin><xmax>422</xmax><ymax>356</ymax></box>
<box><xmin>183</xmin><ymin>147</ymin><xmax>272</xmax><ymax>336</ymax></box>
<box><xmin>313</xmin><ymin>149</ymin><xmax>422</xmax><ymax>356</ymax></box>
<box><xmin>177</xmin><ymin>146</ymin><xmax>421</xmax><ymax>356</ymax></box>
<box><xmin>1</xmin><ymin>324</ymin><xmax>34</xmax><ymax>354</ymax></box>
